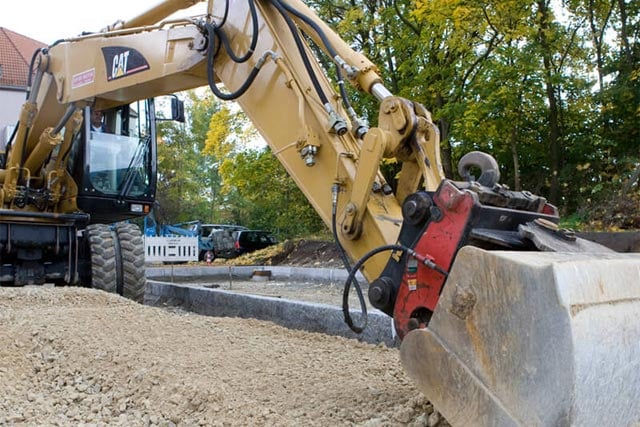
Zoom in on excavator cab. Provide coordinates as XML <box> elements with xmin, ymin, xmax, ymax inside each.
<box><xmin>0</xmin><ymin>95</ymin><xmax>182</xmax><ymax>289</ymax></box>
<box><xmin>69</xmin><ymin>101</ymin><xmax>158</xmax><ymax>224</ymax></box>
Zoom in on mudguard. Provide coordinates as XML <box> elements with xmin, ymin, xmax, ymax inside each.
<box><xmin>400</xmin><ymin>246</ymin><xmax>640</xmax><ymax>426</ymax></box>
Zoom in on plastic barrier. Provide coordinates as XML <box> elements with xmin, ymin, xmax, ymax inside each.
<box><xmin>144</xmin><ymin>236</ymin><xmax>198</xmax><ymax>263</ymax></box>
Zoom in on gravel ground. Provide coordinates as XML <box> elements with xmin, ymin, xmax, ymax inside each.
<box><xmin>0</xmin><ymin>286</ymin><xmax>446</xmax><ymax>426</ymax></box>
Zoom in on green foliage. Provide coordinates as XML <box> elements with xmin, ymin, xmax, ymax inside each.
<box><xmin>218</xmin><ymin>148</ymin><xmax>326</xmax><ymax>238</ymax></box>
<box><xmin>307</xmin><ymin>0</ymin><xmax>638</xmax><ymax>228</ymax></box>
<box><xmin>155</xmin><ymin>91</ymin><xmax>325</xmax><ymax>238</ymax></box>
<box><xmin>155</xmin><ymin>90</ymin><xmax>222</xmax><ymax>224</ymax></box>
<box><xmin>558</xmin><ymin>211</ymin><xmax>588</xmax><ymax>231</ymax></box>
<box><xmin>154</xmin><ymin>1</ymin><xmax>639</xmax><ymax>230</ymax></box>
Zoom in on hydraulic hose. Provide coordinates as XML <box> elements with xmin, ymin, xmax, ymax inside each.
<box><xmin>268</xmin><ymin>0</ymin><xmax>329</xmax><ymax>105</ymax></box>
<box><xmin>205</xmin><ymin>0</ymin><xmax>328</xmax><ymax>104</ymax></box>
<box><xmin>214</xmin><ymin>0</ymin><xmax>258</xmax><ymax>63</ymax></box>
<box><xmin>331</xmin><ymin>183</ymin><xmax>400</xmax><ymax>334</ymax></box>
<box><xmin>217</xmin><ymin>0</ymin><xmax>229</xmax><ymax>28</ymax></box>
<box><xmin>342</xmin><ymin>244</ymin><xmax>407</xmax><ymax>333</ymax></box>
<box><xmin>273</xmin><ymin>0</ymin><xmax>339</xmax><ymax>61</ymax></box>
<box><xmin>272</xmin><ymin>0</ymin><xmax>355</xmax><ymax>113</ymax></box>
<box><xmin>25</xmin><ymin>48</ymin><xmax>45</xmax><ymax>99</ymax></box>
<box><xmin>205</xmin><ymin>23</ymin><xmax>262</xmax><ymax>100</ymax></box>
<box><xmin>331</xmin><ymin>184</ymin><xmax>367</xmax><ymax>333</ymax></box>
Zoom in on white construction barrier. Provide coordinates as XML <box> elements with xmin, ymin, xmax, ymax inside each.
<box><xmin>144</xmin><ymin>236</ymin><xmax>199</xmax><ymax>263</ymax></box>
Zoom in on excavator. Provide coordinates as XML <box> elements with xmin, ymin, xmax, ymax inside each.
<box><xmin>2</xmin><ymin>0</ymin><xmax>639</xmax><ymax>424</ymax></box>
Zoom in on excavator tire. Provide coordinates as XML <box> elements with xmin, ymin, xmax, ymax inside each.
<box><xmin>114</xmin><ymin>223</ymin><xmax>146</xmax><ymax>303</ymax></box>
<box><xmin>86</xmin><ymin>224</ymin><xmax>117</xmax><ymax>294</ymax></box>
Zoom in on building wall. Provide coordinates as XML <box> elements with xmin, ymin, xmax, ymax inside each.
<box><xmin>0</xmin><ymin>87</ymin><xmax>26</xmax><ymax>149</ymax></box>
<box><xmin>0</xmin><ymin>27</ymin><xmax>45</xmax><ymax>151</ymax></box>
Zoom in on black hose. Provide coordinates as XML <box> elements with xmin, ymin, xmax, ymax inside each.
<box><xmin>341</xmin><ymin>239</ymin><xmax>450</xmax><ymax>334</ymax></box>
<box><xmin>26</xmin><ymin>48</ymin><xmax>46</xmax><ymax>99</ymax></box>
<box><xmin>215</xmin><ymin>0</ymin><xmax>258</xmax><ymax>63</ymax></box>
<box><xmin>331</xmin><ymin>205</ymin><xmax>368</xmax><ymax>332</ymax></box>
<box><xmin>329</xmin><ymin>183</ymin><xmax>368</xmax><ymax>333</ymax></box>
<box><xmin>342</xmin><ymin>244</ymin><xmax>407</xmax><ymax>333</ymax></box>
<box><xmin>274</xmin><ymin>0</ymin><xmax>339</xmax><ymax>59</ymax></box>
<box><xmin>205</xmin><ymin>0</ymin><xmax>336</xmax><ymax>106</ymax></box>
<box><xmin>1</xmin><ymin>121</ymin><xmax>19</xmax><ymax>167</ymax></box>
<box><xmin>268</xmin><ymin>0</ymin><xmax>329</xmax><ymax>105</ymax></box>
<box><xmin>205</xmin><ymin>23</ymin><xmax>262</xmax><ymax>100</ymax></box>
<box><xmin>335</xmin><ymin>67</ymin><xmax>353</xmax><ymax>112</ymax></box>
<box><xmin>202</xmin><ymin>0</ymin><xmax>260</xmax><ymax>100</ymax></box>
<box><xmin>13</xmin><ymin>48</ymin><xmax>46</xmax><ymax>185</ymax></box>
<box><xmin>217</xmin><ymin>0</ymin><xmax>230</xmax><ymax>28</ymax></box>
<box><xmin>272</xmin><ymin>0</ymin><xmax>356</xmax><ymax>119</ymax></box>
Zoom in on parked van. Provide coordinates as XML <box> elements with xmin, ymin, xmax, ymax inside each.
<box><xmin>233</xmin><ymin>230</ymin><xmax>277</xmax><ymax>255</ymax></box>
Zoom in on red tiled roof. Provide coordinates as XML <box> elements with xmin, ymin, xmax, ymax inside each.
<box><xmin>0</xmin><ymin>28</ymin><xmax>46</xmax><ymax>89</ymax></box>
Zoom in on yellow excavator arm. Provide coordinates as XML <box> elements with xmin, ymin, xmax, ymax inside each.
<box><xmin>4</xmin><ymin>0</ymin><xmax>443</xmax><ymax>280</ymax></box>
<box><xmin>2</xmin><ymin>1</ymin><xmax>640</xmax><ymax>425</ymax></box>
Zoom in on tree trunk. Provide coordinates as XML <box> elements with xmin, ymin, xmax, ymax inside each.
<box><xmin>537</xmin><ymin>0</ymin><xmax>562</xmax><ymax>205</ymax></box>
<box><xmin>509</xmin><ymin>125</ymin><xmax>521</xmax><ymax>191</ymax></box>
<box><xmin>588</xmin><ymin>0</ymin><xmax>615</xmax><ymax>91</ymax></box>
<box><xmin>616</xmin><ymin>0</ymin><xmax>633</xmax><ymax>68</ymax></box>
<box><xmin>435</xmin><ymin>93</ymin><xmax>454</xmax><ymax>179</ymax></box>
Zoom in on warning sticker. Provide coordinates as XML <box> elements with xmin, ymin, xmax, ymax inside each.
<box><xmin>71</xmin><ymin>68</ymin><xmax>95</xmax><ymax>89</ymax></box>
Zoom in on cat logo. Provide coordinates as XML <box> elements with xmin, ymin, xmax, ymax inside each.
<box><xmin>102</xmin><ymin>46</ymin><xmax>150</xmax><ymax>81</ymax></box>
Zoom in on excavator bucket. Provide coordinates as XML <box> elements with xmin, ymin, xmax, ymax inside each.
<box><xmin>400</xmin><ymin>246</ymin><xmax>640</xmax><ymax>426</ymax></box>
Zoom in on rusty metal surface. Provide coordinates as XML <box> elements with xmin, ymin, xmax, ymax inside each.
<box><xmin>400</xmin><ymin>246</ymin><xmax>640</xmax><ymax>426</ymax></box>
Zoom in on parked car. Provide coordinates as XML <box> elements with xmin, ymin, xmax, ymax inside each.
<box><xmin>233</xmin><ymin>230</ymin><xmax>277</xmax><ymax>255</ymax></box>
<box><xmin>200</xmin><ymin>224</ymin><xmax>248</xmax><ymax>237</ymax></box>
<box><xmin>200</xmin><ymin>224</ymin><xmax>248</xmax><ymax>259</ymax></box>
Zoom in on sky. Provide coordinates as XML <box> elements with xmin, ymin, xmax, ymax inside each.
<box><xmin>1</xmin><ymin>0</ymin><xmax>206</xmax><ymax>44</ymax></box>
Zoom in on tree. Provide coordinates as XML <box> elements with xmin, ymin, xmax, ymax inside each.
<box><xmin>153</xmin><ymin>2</ymin><xmax>638</xmax><ymax>230</ymax></box>
<box><xmin>218</xmin><ymin>148</ymin><xmax>326</xmax><ymax>237</ymax></box>
<box><xmin>155</xmin><ymin>90</ymin><xmax>222</xmax><ymax>224</ymax></box>
<box><xmin>306</xmin><ymin>0</ymin><xmax>635</xmax><ymax>222</ymax></box>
